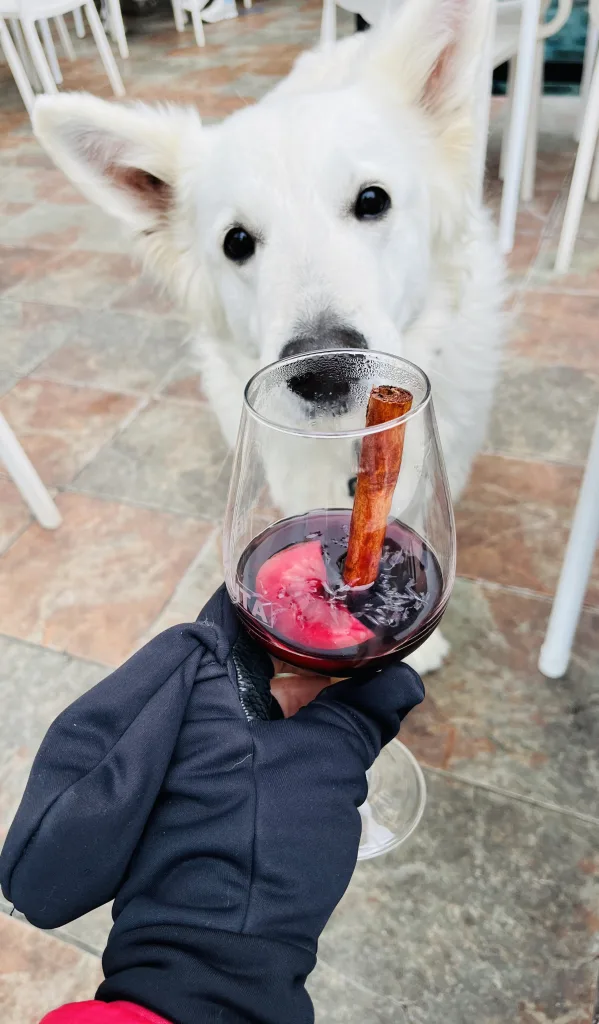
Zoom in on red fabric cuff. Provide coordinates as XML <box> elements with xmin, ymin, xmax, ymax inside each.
<box><xmin>40</xmin><ymin>1001</ymin><xmax>171</xmax><ymax>1024</ymax></box>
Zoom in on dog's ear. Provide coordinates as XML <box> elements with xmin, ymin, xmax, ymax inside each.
<box><xmin>33</xmin><ymin>93</ymin><xmax>201</xmax><ymax>235</ymax></box>
<box><xmin>366</xmin><ymin>0</ymin><xmax>489</xmax><ymax>128</ymax></box>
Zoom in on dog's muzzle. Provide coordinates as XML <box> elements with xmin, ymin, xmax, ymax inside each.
<box><xmin>281</xmin><ymin>323</ymin><xmax>368</xmax><ymax>407</ymax></box>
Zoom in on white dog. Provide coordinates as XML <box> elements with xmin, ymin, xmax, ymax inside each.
<box><xmin>32</xmin><ymin>0</ymin><xmax>504</xmax><ymax>674</ymax></box>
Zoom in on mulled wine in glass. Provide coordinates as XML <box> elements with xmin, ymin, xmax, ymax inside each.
<box><xmin>223</xmin><ymin>350</ymin><xmax>455</xmax><ymax>857</ymax></box>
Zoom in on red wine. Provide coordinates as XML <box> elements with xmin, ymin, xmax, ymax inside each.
<box><xmin>234</xmin><ymin>510</ymin><xmax>446</xmax><ymax>675</ymax></box>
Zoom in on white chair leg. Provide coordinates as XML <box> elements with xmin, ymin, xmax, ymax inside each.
<box><xmin>539</xmin><ymin>410</ymin><xmax>599</xmax><ymax>678</ymax></box>
<box><xmin>588</xmin><ymin>141</ymin><xmax>599</xmax><ymax>201</ymax></box>
<box><xmin>107</xmin><ymin>0</ymin><xmax>128</xmax><ymax>59</ymax></box>
<box><xmin>0</xmin><ymin>412</ymin><xmax>61</xmax><ymax>530</ymax></box>
<box><xmin>320</xmin><ymin>0</ymin><xmax>336</xmax><ymax>48</ymax></box>
<box><xmin>21</xmin><ymin>18</ymin><xmax>58</xmax><ymax>94</ymax></box>
<box><xmin>499</xmin><ymin>58</ymin><xmax>517</xmax><ymax>182</ymax></box>
<box><xmin>555</xmin><ymin>46</ymin><xmax>599</xmax><ymax>273</ymax></box>
<box><xmin>73</xmin><ymin>6</ymin><xmax>85</xmax><ymax>37</ymax></box>
<box><xmin>473</xmin><ymin>0</ymin><xmax>496</xmax><ymax>200</ymax></box>
<box><xmin>39</xmin><ymin>18</ymin><xmax>62</xmax><ymax>84</ymax></box>
<box><xmin>576</xmin><ymin>21</ymin><xmax>599</xmax><ymax>142</ymax></box>
<box><xmin>188</xmin><ymin>0</ymin><xmax>206</xmax><ymax>47</ymax></box>
<box><xmin>9</xmin><ymin>18</ymin><xmax>29</xmax><ymax>72</ymax></box>
<box><xmin>171</xmin><ymin>0</ymin><xmax>186</xmax><ymax>31</ymax></box>
<box><xmin>8</xmin><ymin>18</ymin><xmax>40</xmax><ymax>89</ymax></box>
<box><xmin>498</xmin><ymin>0</ymin><xmax>543</xmax><ymax>253</ymax></box>
<box><xmin>84</xmin><ymin>0</ymin><xmax>125</xmax><ymax>96</ymax></box>
<box><xmin>243</xmin><ymin>0</ymin><xmax>251</xmax><ymax>6</ymax></box>
<box><xmin>521</xmin><ymin>38</ymin><xmax>544</xmax><ymax>203</ymax></box>
<box><xmin>54</xmin><ymin>14</ymin><xmax>76</xmax><ymax>60</ymax></box>
<box><xmin>0</xmin><ymin>17</ymin><xmax>35</xmax><ymax>114</ymax></box>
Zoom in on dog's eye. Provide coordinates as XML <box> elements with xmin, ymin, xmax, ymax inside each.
<box><xmin>223</xmin><ymin>227</ymin><xmax>256</xmax><ymax>263</ymax></box>
<box><xmin>354</xmin><ymin>186</ymin><xmax>391</xmax><ymax>221</ymax></box>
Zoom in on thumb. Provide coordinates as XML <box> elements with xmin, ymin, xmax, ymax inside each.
<box><xmin>297</xmin><ymin>661</ymin><xmax>424</xmax><ymax>764</ymax></box>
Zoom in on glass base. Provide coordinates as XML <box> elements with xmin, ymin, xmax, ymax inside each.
<box><xmin>357</xmin><ymin>740</ymin><xmax>427</xmax><ymax>860</ymax></box>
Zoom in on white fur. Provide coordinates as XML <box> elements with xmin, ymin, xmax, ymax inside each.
<box><xmin>32</xmin><ymin>0</ymin><xmax>504</xmax><ymax>674</ymax></box>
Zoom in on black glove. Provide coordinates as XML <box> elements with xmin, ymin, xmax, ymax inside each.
<box><xmin>0</xmin><ymin>586</ymin><xmax>423</xmax><ymax>1024</ymax></box>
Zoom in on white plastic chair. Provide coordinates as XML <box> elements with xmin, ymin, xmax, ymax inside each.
<box><xmin>171</xmin><ymin>0</ymin><xmax>251</xmax><ymax>48</ymax></box>
<box><xmin>171</xmin><ymin>0</ymin><xmax>205</xmax><ymax>48</ymax></box>
<box><xmin>554</xmin><ymin>0</ymin><xmax>599</xmax><ymax>272</ymax></box>
<box><xmin>539</xmin><ymin>408</ymin><xmax>599</xmax><ymax>678</ymax></box>
<box><xmin>575</xmin><ymin>11</ymin><xmax>598</xmax><ymax>142</ymax></box>
<box><xmin>492</xmin><ymin>0</ymin><xmax>572</xmax><ymax>251</ymax></box>
<box><xmin>0</xmin><ymin>31</ymin><xmax>63</xmax><ymax>523</ymax></box>
<box><xmin>36</xmin><ymin>15</ymin><xmax>74</xmax><ymax>85</ymax></box>
<box><xmin>0</xmin><ymin>412</ymin><xmax>62</xmax><ymax>530</ymax></box>
<box><xmin>8</xmin><ymin>11</ymin><xmax>102</xmax><ymax>88</ymax></box>
<box><xmin>72</xmin><ymin>5</ymin><xmax>83</xmax><ymax>35</ymax></box>
<box><xmin>0</xmin><ymin>14</ymin><xmax>35</xmax><ymax>110</ymax></box>
<box><xmin>24</xmin><ymin>0</ymin><xmax>127</xmax><ymax>67</ymax></box>
<box><xmin>1</xmin><ymin>0</ymin><xmax>125</xmax><ymax>95</ymax></box>
<box><xmin>7</xmin><ymin>15</ymin><xmax>41</xmax><ymax>86</ymax></box>
<box><xmin>100</xmin><ymin>0</ymin><xmax>127</xmax><ymax>59</ymax></box>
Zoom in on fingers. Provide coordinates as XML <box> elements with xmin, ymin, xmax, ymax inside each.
<box><xmin>270</xmin><ymin>671</ymin><xmax>332</xmax><ymax>717</ymax></box>
<box><xmin>297</xmin><ymin>661</ymin><xmax>424</xmax><ymax>758</ymax></box>
<box><xmin>327</xmin><ymin>662</ymin><xmax>424</xmax><ymax>739</ymax></box>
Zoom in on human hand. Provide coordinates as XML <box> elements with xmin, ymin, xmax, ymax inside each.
<box><xmin>1</xmin><ymin>586</ymin><xmax>423</xmax><ymax>1024</ymax></box>
<box><xmin>269</xmin><ymin>659</ymin><xmax>339</xmax><ymax>716</ymax></box>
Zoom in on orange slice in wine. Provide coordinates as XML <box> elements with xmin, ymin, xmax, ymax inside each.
<box><xmin>256</xmin><ymin>540</ymin><xmax>374</xmax><ymax>651</ymax></box>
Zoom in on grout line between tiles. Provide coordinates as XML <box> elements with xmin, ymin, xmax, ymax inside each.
<box><xmin>46</xmin><ymin>927</ymin><xmax>103</xmax><ymax>960</ymax></box>
<box><xmin>0</xmin><ymin>514</ymin><xmax>33</xmax><ymax>558</ymax></box>
<box><xmin>55</xmin><ymin>357</ymin><xmax>209</xmax><ymax>492</ymax></box>
<box><xmin>484</xmin><ymin>444</ymin><xmax>592</xmax><ymax>471</ymax></box>
<box><xmin>27</xmin><ymin>374</ymin><xmax>207</xmax><ymax>410</ymax></box>
<box><xmin>63</xmin><ymin>481</ymin><xmax>223</xmax><ymax>524</ymax></box>
<box><xmin>423</xmin><ymin>765</ymin><xmax>599</xmax><ymax>827</ymax></box>
<box><xmin>0</xmin><ymin>282</ymin><xmax>185</xmax><ymax>324</ymax></box>
<box><xmin>66</xmin><ymin>393</ymin><xmax>152</xmax><ymax>485</ymax></box>
<box><xmin>523</xmin><ymin>286</ymin><xmax>599</xmax><ymax>296</ymax></box>
<box><xmin>142</xmin><ymin>524</ymin><xmax>221</xmax><ymax>633</ymax></box>
<box><xmin>479</xmin><ymin>447</ymin><xmax>590</xmax><ymax>471</ymax></box>
<box><xmin>0</xmin><ymin>628</ymin><xmax>112</xmax><ymax>669</ymax></box>
<box><xmin>456</xmin><ymin>573</ymin><xmax>599</xmax><ymax>613</ymax></box>
<box><xmin>0</xmin><ymin>899</ymin><xmax>103</xmax><ymax>958</ymax></box>
<box><xmin>315</xmin><ymin>956</ymin><xmax>410</xmax><ymax>1020</ymax></box>
<box><xmin>0</xmin><ymin>344</ymin><xmax>65</xmax><ymax>387</ymax></box>
<box><xmin>5</xmin><ymin>375</ymin><xmax>156</xmax><ymax>405</ymax></box>
<box><xmin>0</xmin><ymin>293</ymin><xmax>185</xmax><ymax>325</ymax></box>
<box><xmin>517</xmin><ymin>283</ymin><xmax>599</xmax><ymax>297</ymax></box>
<box><xmin>458</xmin><ymin>574</ymin><xmax>558</xmax><ymax>602</ymax></box>
<box><xmin>25</xmin><ymin>371</ymin><xmax>171</xmax><ymax>402</ymax></box>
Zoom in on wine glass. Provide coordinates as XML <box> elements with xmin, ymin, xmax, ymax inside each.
<box><xmin>223</xmin><ymin>349</ymin><xmax>455</xmax><ymax>858</ymax></box>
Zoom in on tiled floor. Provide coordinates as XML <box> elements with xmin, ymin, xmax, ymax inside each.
<box><xmin>1</xmin><ymin>3</ymin><xmax>599</xmax><ymax>1022</ymax></box>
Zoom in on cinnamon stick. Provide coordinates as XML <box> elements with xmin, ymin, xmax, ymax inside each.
<box><xmin>343</xmin><ymin>385</ymin><xmax>413</xmax><ymax>588</ymax></box>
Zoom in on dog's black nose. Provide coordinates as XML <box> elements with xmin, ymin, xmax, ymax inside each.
<box><xmin>281</xmin><ymin>322</ymin><xmax>368</xmax><ymax>406</ymax></box>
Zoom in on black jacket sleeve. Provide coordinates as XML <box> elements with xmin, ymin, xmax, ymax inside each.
<box><xmin>0</xmin><ymin>622</ymin><xmax>218</xmax><ymax>927</ymax></box>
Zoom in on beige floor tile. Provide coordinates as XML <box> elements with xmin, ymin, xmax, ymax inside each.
<box><xmin>0</xmin><ymin>492</ymin><xmax>210</xmax><ymax>664</ymax></box>
<box><xmin>0</xmin><ymin>380</ymin><xmax>138</xmax><ymax>488</ymax></box>
<box><xmin>0</xmin><ymin>915</ymin><xmax>102</xmax><ymax>1024</ymax></box>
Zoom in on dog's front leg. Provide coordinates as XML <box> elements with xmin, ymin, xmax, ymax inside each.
<box><xmin>192</xmin><ymin>338</ymin><xmax>250</xmax><ymax>449</ymax></box>
<box><xmin>404</xmin><ymin>629</ymin><xmax>450</xmax><ymax>676</ymax></box>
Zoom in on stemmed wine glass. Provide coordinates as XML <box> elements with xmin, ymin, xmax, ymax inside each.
<box><xmin>223</xmin><ymin>350</ymin><xmax>455</xmax><ymax>858</ymax></box>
